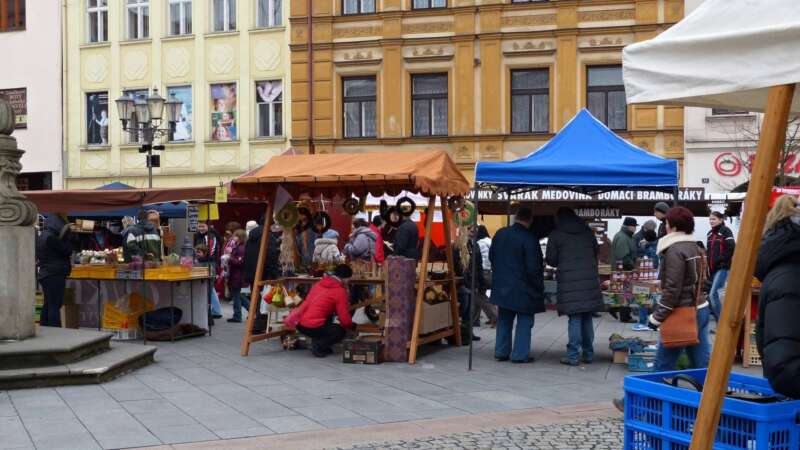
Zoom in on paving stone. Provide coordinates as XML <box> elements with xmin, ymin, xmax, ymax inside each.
<box><xmin>0</xmin><ymin>416</ymin><xmax>33</xmax><ymax>449</ymax></box>
<box><xmin>258</xmin><ymin>415</ymin><xmax>325</xmax><ymax>434</ymax></box>
<box><xmin>148</xmin><ymin>423</ymin><xmax>217</xmax><ymax>445</ymax></box>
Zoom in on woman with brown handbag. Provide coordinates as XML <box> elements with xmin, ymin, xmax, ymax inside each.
<box><xmin>647</xmin><ymin>206</ymin><xmax>711</xmax><ymax>372</ymax></box>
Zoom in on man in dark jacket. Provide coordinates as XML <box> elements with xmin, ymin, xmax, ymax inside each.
<box><xmin>610</xmin><ymin>217</ymin><xmax>638</xmax><ymax>323</ymax></box>
<box><xmin>654</xmin><ymin>202</ymin><xmax>669</xmax><ymax>239</ymax></box>
<box><xmin>755</xmin><ymin>209</ymin><xmax>800</xmax><ymax>399</ymax></box>
<box><xmin>125</xmin><ymin>210</ymin><xmax>162</xmax><ymax>262</ymax></box>
<box><xmin>243</xmin><ymin>216</ymin><xmax>281</xmax><ymax>334</ymax></box>
<box><xmin>489</xmin><ymin>207</ymin><xmax>544</xmax><ymax>363</ymax></box>
<box><xmin>706</xmin><ymin>211</ymin><xmax>735</xmax><ymax>320</ymax></box>
<box><xmin>36</xmin><ymin>214</ymin><xmax>79</xmax><ymax>327</ymax></box>
<box><xmin>194</xmin><ymin>221</ymin><xmax>223</xmax><ymax>318</ymax></box>
<box><xmin>546</xmin><ymin>207</ymin><xmax>604</xmax><ymax>365</ymax></box>
<box><xmin>392</xmin><ymin>217</ymin><xmax>420</xmax><ymax>261</ymax></box>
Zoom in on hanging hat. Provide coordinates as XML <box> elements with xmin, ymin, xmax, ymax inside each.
<box><xmin>654</xmin><ymin>202</ymin><xmax>670</xmax><ymax>214</ymax></box>
<box><xmin>623</xmin><ymin>217</ymin><xmax>638</xmax><ymax>227</ymax></box>
<box><xmin>333</xmin><ymin>264</ymin><xmax>353</xmax><ymax>279</ymax></box>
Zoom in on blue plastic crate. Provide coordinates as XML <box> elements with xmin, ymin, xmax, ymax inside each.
<box><xmin>624</xmin><ymin>369</ymin><xmax>800</xmax><ymax>450</ymax></box>
<box><xmin>629</xmin><ymin>349</ymin><xmax>657</xmax><ymax>372</ymax></box>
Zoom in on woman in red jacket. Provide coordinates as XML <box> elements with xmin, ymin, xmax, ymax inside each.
<box><xmin>287</xmin><ymin>264</ymin><xmax>354</xmax><ymax>357</ymax></box>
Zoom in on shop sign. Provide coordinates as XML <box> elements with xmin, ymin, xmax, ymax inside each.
<box><xmin>575</xmin><ymin>208</ymin><xmax>621</xmax><ymax>219</ymax></box>
<box><xmin>187</xmin><ymin>206</ymin><xmax>199</xmax><ymax>232</ymax></box>
<box><xmin>715</xmin><ymin>151</ymin><xmax>800</xmax><ymax>176</ymax></box>
<box><xmin>0</xmin><ymin>88</ymin><xmax>27</xmax><ymax>128</ymax></box>
<box><xmin>468</xmin><ymin>187</ymin><xmax>705</xmax><ymax>203</ymax></box>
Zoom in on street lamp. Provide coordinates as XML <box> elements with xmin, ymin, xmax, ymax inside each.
<box><xmin>115</xmin><ymin>88</ymin><xmax>181</xmax><ymax>188</ymax></box>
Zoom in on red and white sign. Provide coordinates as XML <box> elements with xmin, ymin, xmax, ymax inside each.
<box><xmin>714</xmin><ymin>151</ymin><xmax>800</xmax><ymax>176</ymax></box>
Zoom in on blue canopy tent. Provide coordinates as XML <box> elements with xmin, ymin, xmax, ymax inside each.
<box><xmin>475</xmin><ymin>109</ymin><xmax>679</xmax><ymax>194</ymax></box>
<box><xmin>68</xmin><ymin>182</ymin><xmax>188</xmax><ymax>219</ymax></box>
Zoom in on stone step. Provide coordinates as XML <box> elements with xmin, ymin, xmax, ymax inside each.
<box><xmin>0</xmin><ymin>327</ymin><xmax>113</xmax><ymax>369</ymax></box>
<box><xmin>0</xmin><ymin>342</ymin><xmax>156</xmax><ymax>390</ymax></box>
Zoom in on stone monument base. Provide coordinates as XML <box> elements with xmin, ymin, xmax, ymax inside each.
<box><xmin>0</xmin><ymin>226</ymin><xmax>36</xmax><ymax>340</ymax></box>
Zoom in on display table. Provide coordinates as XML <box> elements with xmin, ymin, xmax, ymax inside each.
<box><xmin>67</xmin><ymin>266</ymin><xmax>212</xmax><ymax>342</ymax></box>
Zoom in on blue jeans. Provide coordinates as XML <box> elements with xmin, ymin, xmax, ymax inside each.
<box><xmin>208</xmin><ymin>263</ymin><xmax>222</xmax><ymax>316</ymax></box>
<box><xmin>709</xmin><ymin>269</ymin><xmax>729</xmax><ymax>320</ymax></box>
<box><xmin>495</xmin><ymin>307</ymin><xmax>534</xmax><ymax>362</ymax></box>
<box><xmin>638</xmin><ymin>305</ymin><xmax>650</xmax><ymax>325</ymax></box>
<box><xmin>230</xmin><ymin>287</ymin><xmax>250</xmax><ymax>321</ymax></box>
<box><xmin>567</xmin><ymin>313</ymin><xmax>595</xmax><ymax>362</ymax></box>
<box><xmin>654</xmin><ymin>306</ymin><xmax>711</xmax><ymax>372</ymax></box>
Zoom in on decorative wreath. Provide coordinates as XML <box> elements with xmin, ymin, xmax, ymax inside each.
<box><xmin>295</xmin><ymin>206</ymin><xmax>314</xmax><ymax>231</ymax></box>
<box><xmin>447</xmin><ymin>195</ymin><xmax>466</xmax><ymax>212</ymax></box>
<box><xmin>342</xmin><ymin>198</ymin><xmax>360</xmax><ymax>215</ymax></box>
<box><xmin>395</xmin><ymin>196</ymin><xmax>417</xmax><ymax>217</ymax></box>
<box><xmin>453</xmin><ymin>201</ymin><xmax>477</xmax><ymax>227</ymax></box>
<box><xmin>312</xmin><ymin>211</ymin><xmax>332</xmax><ymax>234</ymax></box>
<box><xmin>364</xmin><ymin>305</ymin><xmax>380</xmax><ymax>322</ymax></box>
<box><xmin>275</xmin><ymin>203</ymin><xmax>299</xmax><ymax>228</ymax></box>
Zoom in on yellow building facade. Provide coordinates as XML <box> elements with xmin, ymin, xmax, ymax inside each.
<box><xmin>64</xmin><ymin>0</ymin><xmax>291</xmax><ymax>189</ymax></box>
<box><xmin>288</xmin><ymin>0</ymin><xmax>685</xmax><ymax>180</ymax></box>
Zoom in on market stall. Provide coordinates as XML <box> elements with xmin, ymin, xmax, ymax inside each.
<box><xmin>623</xmin><ymin>1</ymin><xmax>800</xmax><ymax>447</ymax></box>
<box><xmin>231</xmin><ymin>150</ymin><xmax>471</xmax><ymax>364</ymax></box>
<box><xmin>28</xmin><ymin>185</ymin><xmax>217</xmax><ymax>341</ymax></box>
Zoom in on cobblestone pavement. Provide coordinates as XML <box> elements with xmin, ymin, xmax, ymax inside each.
<box><xmin>327</xmin><ymin>418</ymin><xmax>624</xmax><ymax>450</ymax></box>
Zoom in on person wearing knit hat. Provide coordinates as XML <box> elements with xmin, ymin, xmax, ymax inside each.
<box><xmin>245</xmin><ymin>220</ymin><xmax>258</xmax><ymax>237</ymax></box>
<box><xmin>610</xmin><ymin>217</ymin><xmax>639</xmax><ymax>323</ymax></box>
<box><xmin>654</xmin><ymin>202</ymin><xmax>670</xmax><ymax>238</ymax></box>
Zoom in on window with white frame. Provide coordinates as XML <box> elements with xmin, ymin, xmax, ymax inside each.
<box><xmin>412</xmin><ymin>74</ymin><xmax>448</xmax><ymax>137</ymax></box>
<box><xmin>256</xmin><ymin>81</ymin><xmax>283</xmax><ymax>137</ymax></box>
<box><xmin>343</xmin><ymin>77</ymin><xmax>377</xmax><ymax>138</ymax></box>
<box><xmin>126</xmin><ymin>0</ymin><xmax>149</xmax><ymax>40</ymax></box>
<box><xmin>511</xmin><ymin>69</ymin><xmax>549</xmax><ymax>134</ymax></box>
<box><xmin>343</xmin><ymin>0</ymin><xmax>375</xmax><ymax>15</ymax></box>
<box><xmin>168</xmin><ymin>0</ymin><xmax>192</xmax><ymax>35</ymax></box>
<box><xmin>212</xmin><ymin>0</ymin><xmax>236</xmax><ymax>32</ymax></box>
<box><xmin>87</xmin><ymin>0</ymin><xmax>108</xmax><ymax>43</ymax></box>
<box><xmin>412</xmin><ymin>0</ymin><xmax>446</xmax><ymax>9</ymax></box>
<box><xmin>586</xmin><ymin>65</ymin><xmax>627</xmax><ymax>131</ymax></box>
<box><xmin>256</xmin><ymin>0</ymin><xmax>281</xmax><ymax>27</ymax></box>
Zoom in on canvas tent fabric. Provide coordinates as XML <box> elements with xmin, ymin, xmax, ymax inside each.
<box><xmin>24</xmin><ymin>186</ymin><xmax>216</xmax><ymax>214</ymax></box>
<box><xmin>474</xmin><ymin>109</ymin><xmax>679</xmax><ymax>192</ymax></box>
<box><xmin>232</xmin><ymin>150</ymin><xmax>470</xmax><ymax>198</ymax></box>
<box><xmin>62</xmin><ymin>182</ymin><xmax>188</xmax><ymax>218</ymax></box>
<box><xmin>623</xmin><ymin>0</ymin><xmax>800</xmax><ymax>113</ymax></box>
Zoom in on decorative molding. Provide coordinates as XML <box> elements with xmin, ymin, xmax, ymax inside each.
<box><xmin>207</xmin><ymin>148</ymin><xmax>238</xmax><ymax>167</ymax></box>
<box><xmin>84</xmin><ymin>54</ymin><xmax>109</xmax><ymax>83</ymax></box>
<box><xmin>503</xmin><ymin>39</ymin><xmax>556</xmax><ymax>56</ymax></box>
<box><xmin>165</xmin><ymin>47</ymin><xmax>191</xmax><ymax>78</ymax></box>
<box><xmin>453</xmin><ymin>144</ymin><xmax>473</xmax><ymax>162</ymax></box>
<box><xmin>335</xmin><ymin>25</ymin><xmax>383</xmax><ymax>39</ymax></box>
<box><xmin>254</xmin><ymin>40</ymin><xmax>281</xmax><ymax>71</ymax></box>
<box><xmin>0</xmin><ymin>100</ymin><xmax>37</xmax><ymax>226</ymax></box>
<box><xmin>401</xmin><ymin>22</ymin><xmax>453</xmax><ymax>35</ymax></box>
<box><xmin>404</xmin><ymin>45</ymin><xmax>454</xmax><ymax>62</ymax></box>
<box><xmin>577</xmin><ymin>9</ymin><xmax>635</xmax><ymax>22</ymax></box>
<box><xmin>123</xmin><ymin>50</ymin><xmax>148</xmax><ymax>81</ymax></box>
<box><xmin>334</xmin><ymin>49</ymin><xmax>383</xmax><ymax>66</ymax></box>
<box><xmin>209</xmin><ymin>44</ymin><xmax>236</xmax><ymax>75</ymax></box>
<box><xmin>163</xmin><ymin>150</ymin><xmax>192</xmax><ymax>169</ymax></box>
<box><xmin>501</xmin><ymin>14</ymin><xmax>556</xmax><ymax>27</ymax></box>
<box><xmin>83</xmin><ymin>153</ymin><xmax>110</xmax><ymax>171</ymax></box>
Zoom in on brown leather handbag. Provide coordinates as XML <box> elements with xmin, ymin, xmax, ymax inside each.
<box><xmin>660</xmin><ymin>257</ymin><xmax>706</xmax><ymax>348</ymax></box>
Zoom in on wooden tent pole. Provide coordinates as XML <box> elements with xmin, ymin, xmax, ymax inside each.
<box><xmin>690</xmin><ymin>84</ymin><xmax>796</xmax><ymax>450</ymax></box>
<box><xmin>441</xmin><ymin>197</ymin><xmax>463</xmax><ymax>348</ymax></box>
<box><xmin>408</xmin><ymin>198</ymin><xmax>436</xmax><ymax>364</ymax></box>
<box><xmin>241</xmin><ymin>198</ymin><xmax>275</xmax><ymax>356</ymax></box>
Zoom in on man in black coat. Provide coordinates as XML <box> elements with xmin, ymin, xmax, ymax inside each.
<box><xmin>489</xmin><ymin>207</ymin><xmax>544</xmax><ymax>363</ymax></box>
<box><xmin>36</xmin><ymin>214</ymin><xmax>79</xmax><ymax>327</ymax></box>
<box><xmin>392</xmin><ymin>217</ymin><xmax>420</xmax><ymax>261</ymax></box>
<box><xmin>546</xmin><ymin>207</ymin><xmax>604</xmax><ymax>366</ymax></box>
<box><xmin>243</xmin><ymin>216</ymin><xmax>281</xmax><ymax>334</ymax></box>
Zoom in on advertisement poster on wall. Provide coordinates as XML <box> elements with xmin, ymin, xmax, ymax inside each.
<box><xmin>255</xmin><ymin>80</ymin><xmax>283</xmax><ymax>137</ymax></box>
<box><xmin>167</xmin><ymin>86</ymin><xmax>193</xmax><ymax>142</ymax></box>
<box><xmin>0</xmin><ymin>88</ymin><xmax>27</xmax><ymax>128</ymax></box>
<box><xmin>210</xmin><ymin>83</ymin><xmax>237</xmax><ymax>141</ymax></box>
<box><xmin>86</xmin><ymin>92</ymin><xmax>109</xmax><ymax>146</ymax></box>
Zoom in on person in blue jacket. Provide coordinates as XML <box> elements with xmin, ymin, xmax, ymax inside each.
<box><xmin>489</xmin><ymin>206</ymin><xmax>545</xmax><ymax>363</ymax></box>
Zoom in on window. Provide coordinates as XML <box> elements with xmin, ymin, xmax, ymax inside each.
<box><xmin>123</xmin><ymin>89</ymin><xmax>148</xmax><ymax>144</ymax></box>
<box><xmin>412</xmin><ymin>0</ymin><xmax>445</xmax><ymax>8</ymax></box>
<box><xmin>256</xmin><ymin>0</ymin><xmax>281</xmax><ymax>27</ymax></box>
<box><xmin>343</xmin><ymin>77</ymin><xmax>376</xmax><ymax>138</ymax></box>
<box><xmin>0</xmin><ymin>0</ymin><xmax>25</xmax><ymax>32</ymax></box>
<box><xmin>587</xmin><ymin>65</ymin><xmax>626</xmax><ymax>130</ymax></box>
<box><xmin>711</xmin><ymin>108</ymin><xmax>749</xmax><ymax>116</ymax></box>
<box><xmin>167</xmin><ymin>86</ymin><xmax>193</xmax><ymax>142</ymax></box>
<box><xmin>168</xmin><ymin>0</ymin><xmax>192</xmax><ymax>35</ymax></box>
<box><xmin>86</xmin><ymin>92</ymin><xmax>109</xmax><ymax>146</ymax></box>
<box><xmin>210</xmin><ymin>83</ymin><xmax>237</xmax><ymax>141</ymax></box>
<box><xmin>511</xmin><ymin>69</ymin><xmax>549</xmax><ymax>134</ymax></box>
<box><xmin>511</xmin><ymin>0</ymin><xmax>548</xmax><ymax>3</ymax></box>
<box><xmin>412</xmin><ymin>74</ymin><xmax>447</xmax><ymax>137</ymax></box>
<box><xmin>343</xmin><ymin>0</ymin><xmax>375</xmax><ymax>15</ymax></box>
<box><xmin>126</xmin><ymin>0</ymin><xmax>150</xmax><ymax>40</ymax></box>
<box><xmin>256</xmin><ymin>81</ymin><xmax>283</xmax><ymax>137</ymax></box>
<box><xmin>87</xmin><ymin>0</ymin><xmax>108</xmax><ymax>42</ymax></box>
<box><xmin>212</xmin><ymin>0</ymin><xmax>236</xmax><ymax>32</ymax></box>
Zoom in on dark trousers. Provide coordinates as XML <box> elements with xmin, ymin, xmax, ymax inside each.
<box><xmin>40</xmin><ymin>276</ymin><xmax>66</xmax><ymax>327</ymax></box>
<box><xmin>297</xmin><ymin>322</ymin><xmax>346</xmax><ymax>351</ymax></box>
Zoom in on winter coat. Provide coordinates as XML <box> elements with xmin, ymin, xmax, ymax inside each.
<box><xmin>244</xmin><ymin>226</ymin><xmax>281</xmax><ymax>284</ymax></box>
<box><xmin>296</xmin><ymin>229</ymin><xmax>319</xmax><ymax>269</ymax></box>
<box><xmin>344</xmin><ymin>226</ymin><xmax>376</xmax><ymax>261</ymax></box>
<box><xmin>611</xmin><ymin>228</ymin><xmax>637</xmax><ymax>271</ymax></box>
<box><xmin>657</xmin><ymin>220</ymin><xmax>667</xmax><ymax>239</ymax></box>
<box><xmin>288</xmin><ymin>276</ymin><xmax>353</xmax><ymax>329</ymax></box>
<box><xmin>36</xmin><ymin>214</ymin><xmax>77</xmax><ymax>280</ymax></box>
<box><xmin>125</xmin><ymin>221</ymin><xmax>162</xmax><ymax>262</ymax></box>
<box><xmin>755</xmin><ymin>217</ymin><xmax>800</xmax><ymax>398</ymax></box>
<box><xmin>649</xmin><ymin>233</ymin><xmax>708</xmax><ymax>327</ymax></box>
<box><xmin>227</xmin><ymin>243</ymin><xmax>246</xmax><ymax>290</ymax></box>
<box><xmin>369</xmin><ymin>224</ymin><xmax>385</xmax><ymax>264</ymax></box>
<box><xmin>194</xmin><ymin>229</ymin><xmax>222</xmax><ymax>266</ymax></box>
<box><xmin>546</xmin><ymin>215</ymin><xmax>603</xmax><ymax>316</ymax></box>
<box><xmin>707</xmin><ymin>224</ymin><xmax>735</xmax><ymax>275</ymax></box>
<box><xmin>313</xmin><ymin>238</ymin><xmax>345</xmax><ymax>266</ymax></box>
<box><xmin>478</xmin><ymin>237</ymin><xmax>491</xmax><ymax>271</ymax></box>
<box><xmin>489</xmin><ymin>223</ymin><xmax>545</xmax><ymax>315</ymax></box>
<box><xmin>633</xmin><ymin>229</ymin><xmax>659</xmax><ymax>267</ymax></box>
<box><xmin>393</xmin><ymin>219</ymin><xmax>420</xmax><ymax>261</ymax></box>
<box><xmin>454</xmin><ymin>239</ymin><xmax>486</xmax><ymax>292</ymax></box>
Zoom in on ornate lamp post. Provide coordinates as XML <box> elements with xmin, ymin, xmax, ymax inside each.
<box><xmin>115</xmin><ymin>89</ymin><xmax>182</xmax><ymax>188</ymax></box>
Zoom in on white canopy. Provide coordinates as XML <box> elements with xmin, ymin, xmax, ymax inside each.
<box><xmin>623</xmin><ymin>0</ymin><xmax>800</xmax><ymax>112</ymax></box>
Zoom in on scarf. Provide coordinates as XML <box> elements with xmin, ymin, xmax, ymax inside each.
<box><xmin>656</xmin><ymin>232</ymin><xmax>696</xmax><ymax>255</ymax></box>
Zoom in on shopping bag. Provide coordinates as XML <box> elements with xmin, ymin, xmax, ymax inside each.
<box><xmin>660</xmin><ymin>306</ymin><xmax>699</xmax><ymax>348</ymax></box>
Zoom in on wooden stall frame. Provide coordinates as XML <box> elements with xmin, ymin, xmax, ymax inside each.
<box><xmin>690</xmin><ymin>84</ymin><xmax>796</xmax><ymax>450</ymax></box>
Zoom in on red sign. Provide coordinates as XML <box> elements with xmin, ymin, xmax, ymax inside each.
<box><xmin>770</xmin><ymin>187</ymin><xmax>800</xmax><ymax>207</ymax></box>
<box><xmin>714</xmin><ymin>152</ymin><xmax>800</xmax><ymax>176</ymax></box>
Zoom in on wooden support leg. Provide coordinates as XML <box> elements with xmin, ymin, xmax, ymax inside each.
<box><xmin>241</xmin><ymin>199</ymin><xmax>274</xmax><ymax>357</ymax></box>
<box><xmin>408</xmin><ymin>198</ymin><xmax>436</xmax><ymax>364</ymax></box>
<box><xmin>441</xmin><ymin>196</ymin><xmax>463</xmax><ymax>347</ymax></box>
<box><xmin>690</xmin><ymin>84</ymin><xmax>796</xmax><ymax>450</ymax></box>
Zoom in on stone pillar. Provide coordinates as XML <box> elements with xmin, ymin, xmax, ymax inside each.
<box><xmin>0</xmin><ymin>97</ymin><xmax>38</xmax><ymax>340</ymax></box>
